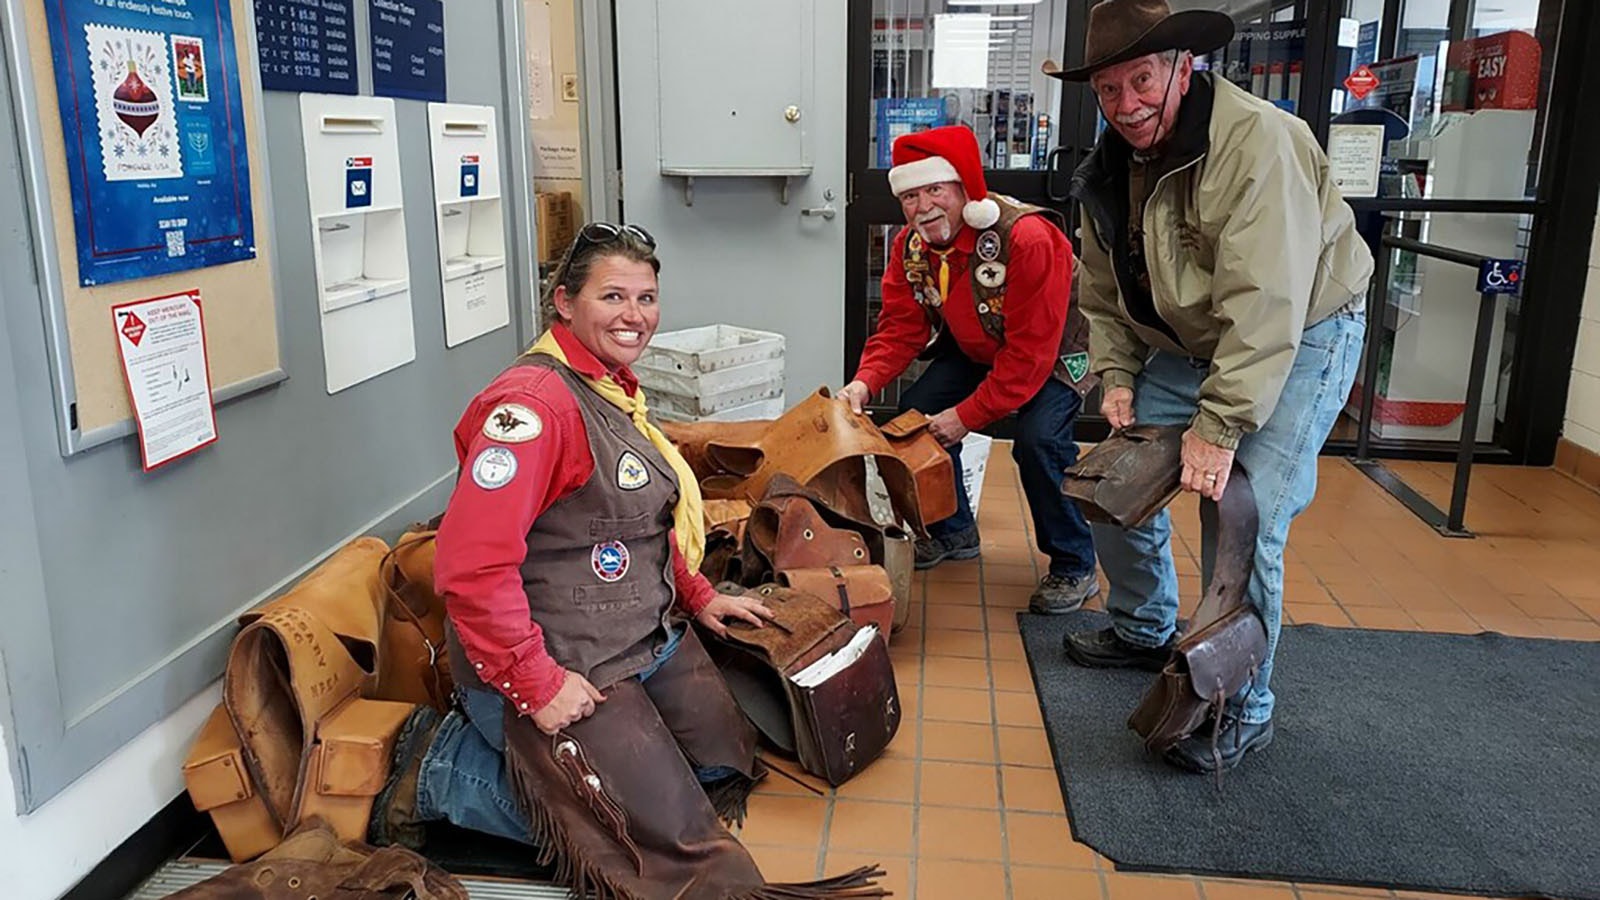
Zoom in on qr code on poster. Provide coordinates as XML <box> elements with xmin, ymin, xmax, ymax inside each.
<box><xmin>165</xmin><ymin>229</ymin><xmax>187</xmax><ymax>258</ymax></box>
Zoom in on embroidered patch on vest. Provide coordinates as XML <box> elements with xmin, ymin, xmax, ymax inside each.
<box><xmin>482</xmin><ymin>403</ymin><xmax>542</xmax><ymax>443</ymax></box>
<box><xmin>591</xmin><ymin>540</ymin><xmax>630</xmax><ymax>582</ymax></box>
<box><xmin>1062</xmin><ymin>352</ymin><xmax>1090</xmax><ymax>383</ymax></box>
<box><xmin>974</xmin><ymin>261</ymin><xmax>1007</xmax><ymax>288</ymax></box>
<box><xmin>616</xmin><ymin>451</ymin><xmax>650</xmax><ymax>490</ymax></box>
<box><xmin>976</xmin><ymin>230</ymin><xmax>1001</xmax><ymax>261</ymax></box>
<box><xmin>471</xmin><ymin>446</ymin><xmax>518</xmax><ymax>490</ymax></box>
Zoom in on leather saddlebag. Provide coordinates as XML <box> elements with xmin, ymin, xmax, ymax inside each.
<box><xmin>183</xmin><ymin>705</ymin><xmax>282</xmax><ymax>862</ymax></box>
<box><xmin>879</xmin><ymin>409</ymin><xmax>958</xmax><ymax>526</ymax></box>
<box><xmin>164</xmin><ymin>817</ymin><xmax>468</xmax><ymax>900</ymax></box>
<box><xmin>1127</xmin><ymin>464</ymin><xmax>1268</xmax><ymax>761</ymax></box>
<box><xmin>778</xmin><ymin>565</ymin><xmax>896</xmax><ymax>641</ymax></box>
<box><xmin>1061</xmin><ymin>424</ymin><xmax>1185</xmax><ymax>529</ymax></box>
<box><xmin>700</xmin><ymin>585</ymin><xmax>901</xmax><ymax>786</ymax></box>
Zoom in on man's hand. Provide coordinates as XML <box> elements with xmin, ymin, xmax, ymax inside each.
<box><xmin>837</xmin><ymin>381</ymin><xmax>872</xmax><ymax>415</ymax></box>
<box><xmin>532</xmin><ymin>670</ymin><xmax>606</xmax><ymax>735</ymax></box>
<box><xmin>1180</xmin><ymin>428</ymin><xmax>1235</xmax><ymax>502</ymax></box>
<box><xmin>695</xmin><ymin>593</ymin><xmax>776</xmax><ymax>639</ymax></box>
<box><xmin>1101</xmin><ymin>387</ymin><xmax>1136</xmax><ymax>430</ymax></box>
<box><xmin>928</xmin><ymin>408</ymin><xmax>970</xmax><ymax>447</ymax></box>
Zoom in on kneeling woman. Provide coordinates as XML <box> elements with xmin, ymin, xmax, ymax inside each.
<box><xmin>427</xmin><ymin>223</ymin><xmax>886</xmax><ymax>899</ymax></box>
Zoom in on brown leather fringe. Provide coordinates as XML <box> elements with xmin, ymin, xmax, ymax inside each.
<box><xmin>507</xmin><ymin>739</ymin><xmax>889</xmax><ymax>899</ymax></box>
<box><xmin>704</xmin><ymin>770</ymin><xmax>761</xmax><ymax>829</ymax></box>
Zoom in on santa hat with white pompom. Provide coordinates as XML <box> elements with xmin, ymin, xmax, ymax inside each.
<box><xmin>886</xmin><ymin>124</ymin><xmax>1000</xmax><ymax>231</ymax></box>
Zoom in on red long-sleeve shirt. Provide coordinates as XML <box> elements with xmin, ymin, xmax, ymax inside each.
<box><xmin>853</xmin><ymin>216</ymin><xmax>1075</xmax><ymax>429</ymax></box>
<box><xmin>433</xmin><ymin>324</ymin><xmax>717</xmax><ymax>717</ymax></box>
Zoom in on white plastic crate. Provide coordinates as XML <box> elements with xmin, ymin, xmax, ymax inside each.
<box><xmin>655</xmin><ymin>394</ymin><xmax>786</xmax><ymax>423</ymax></box>
<box><xmin>638</xmin><ymin>325</ymin><xmax>785</xmax><ymax>376</ymax></box>
<box><xmin>649</xmin><ymin>378</ymin><xmax>784</xmax><ymax>419</ymax></box>
<box><xmin>636</xmin><ymin>355</ymin><xmax>784</xmax><ymax>398</ymax></box>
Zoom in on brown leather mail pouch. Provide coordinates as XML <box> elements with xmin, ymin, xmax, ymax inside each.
<box><xmin>778</xmin><ymin>565</ymin><xmax>896</xmax><ymax>641</ymax></box>
<box><xmin>296</xmin><ymin>696</ymin><xmax>419</xmax><ymax>843</ymax></box>
<box><xmin>1061</xmin><ymin>424</ymin><xmax>1186</xmax><ymax>529</ymax></box>
<box><xmin>183</xmin><ymin>704</ymin><xmax>282</xmax><ymax>862</ymax></box>
<box><xmin>880</xmin><ymin>409</ymin><xmax>959</xmax><ymax>525</ymax></box>
<box><xmin>699</xmin><ymin>585</ymin><xmax>901</xmax><ymax>786</ymax></box>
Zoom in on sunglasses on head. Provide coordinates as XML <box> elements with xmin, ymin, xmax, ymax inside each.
<box><xmin>566</xmin><ymin>221</ymin><xmax>657</xmax><ymax>262</ymax></box>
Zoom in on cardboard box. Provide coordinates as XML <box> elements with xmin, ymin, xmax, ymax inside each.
<box><xmin>536</xmin><ymin>191</ymin><xmax>576</xmax><ymax>264</ymax></box>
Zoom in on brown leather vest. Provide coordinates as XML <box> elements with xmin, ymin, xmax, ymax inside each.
<box><xmin>902</xmin><ymin>192</ymin><xmax>1098</xmax><ymax>396</ymax></box>
<box><xmin>513</xmin><ymin>356</ymin><xmax>682</xmax><ymax>689</ymax></box>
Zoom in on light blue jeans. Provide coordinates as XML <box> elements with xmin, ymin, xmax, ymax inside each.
<box><xmin>1094</xmin><ymin>308</ymin><xmax>1365</xmax><ymax>724</ymax></box>
<box><xmin>415</xmin><ymin>622</ymin><xmax>732</xmax><ymax>845</ymax></box>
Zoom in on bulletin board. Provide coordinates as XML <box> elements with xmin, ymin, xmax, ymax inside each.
<box><xmin>18</xmin><ymin>0</ymin><xmax>283</xmax><ymax>449</ymax></box>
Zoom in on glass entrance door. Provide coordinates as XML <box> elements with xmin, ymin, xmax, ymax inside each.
<box><xmin>844</xmin><ymin>0</ymin><xmax>1098</xmax><ymax>431</ymax></box>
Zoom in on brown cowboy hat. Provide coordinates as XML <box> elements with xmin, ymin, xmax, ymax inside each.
<box><xmin>1043</xmin><ymin>0</ymin><xmax>1234</xmax><ymax>83</ymax></box>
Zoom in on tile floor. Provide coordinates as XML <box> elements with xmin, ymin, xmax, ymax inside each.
<box><xmin>733</xmin><ymin>447</ymin><xmax>1600</xmax><ymax>899</ymax></box>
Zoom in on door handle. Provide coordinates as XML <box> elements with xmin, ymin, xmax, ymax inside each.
<box><xmin>802</xmin><ymin>205</ymin><xmax>837</xmax><ymax>220</ymax></box>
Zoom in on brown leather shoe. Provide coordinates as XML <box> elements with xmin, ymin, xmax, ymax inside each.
<box><xmin>366</xmin><ymin>706</ymin><xmax>442</xmax><ymax>849</ymax></box>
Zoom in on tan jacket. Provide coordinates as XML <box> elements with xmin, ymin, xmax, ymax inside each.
<box><xmin>1071</xmin><ymin>74</ymin><xmax>1373</xmax><ymax>449</ymax></box>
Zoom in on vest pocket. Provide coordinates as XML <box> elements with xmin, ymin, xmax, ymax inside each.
<box><xmin>588</xmin><ymin>512</ymin><xmax>654</xmax><ymax>540</ymax></box>
<box><xmin>573</xmin><ymin>582</ymin><xmax>645</xmax><ymax>613</ymax></box>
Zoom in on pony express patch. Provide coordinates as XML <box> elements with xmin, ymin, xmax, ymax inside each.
<box><xmin>616</xmin><ymin>450</ymin><xmax>650</xmax><ymax>490</ymax></box>
<box><xmin>591</xmin><ymin>540</ymin><xmax>630</xmax><ymax>582</ymax></box>
<box><xmin>483</xmin><ymin>403</ymin><xmax>542</xmax><ymax>443</ymax></box>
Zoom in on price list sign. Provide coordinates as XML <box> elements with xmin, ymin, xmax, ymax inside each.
<box><xmin>370</xmin><ymin>0</ymin><xmax>446</xmax><ymax>102</ymax></box>
<box><xmin>255</xmin><ymin>0</ymin><xmax>357</xmax><ymax>94</ymax></box>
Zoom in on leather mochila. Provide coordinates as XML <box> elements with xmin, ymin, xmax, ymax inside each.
<box><xmin>1127</xmin><ymin>464</ymin><xmax>1269</xmax><ymax>773</ymax></box>
<box><xmin>700</xmin><ymin>585</ymin><xmax>901</xmax><ymax>787</ymax></box>
<box><xmin>742</xmin><ymin>477</ymin><xmax>872</xmax><ymax>581</ymax></box>
<box><xmin>378</xmin><ymin>530</ymin><xmax>454</xmax><ymax>712</ymax></box>
<box><xmin>778</xmin><ymin>565</ymin><xmax>896</xmax><ymax>642</ymax></box>
<box><xmin>665</xmin><ymin>388</ymin><xmax>935</xmax><ymax>537</ymax></box>
<box><xmin>186</xmin><ymin>538</ymin><xmax>423</xmax><ymax>861</ymax></box>
<box><xmin>1061</xmin><ymin>424</ymin><xmax>1186</xmax><ymax>528</ymax></box>
<box><xmin>878</xmin><ymin>409</ymin><xmax>959</xmax><ymax>525</ymax></box>
<box><xmin>163</xmin><ymin>817</ymin><xmax>468</xmax><ymax>900</ymax></box>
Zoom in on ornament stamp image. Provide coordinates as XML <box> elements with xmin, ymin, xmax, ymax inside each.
<box><xmin>86</xmin><ymin>23</ymin><xmax>183</xmax><ymax>182</ymax></box>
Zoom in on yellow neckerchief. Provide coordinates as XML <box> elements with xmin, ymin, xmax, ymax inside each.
<box><xmin>524</xmin><ymin>329</ymin><xmax>705</xmax><ymax>571</ymax></box>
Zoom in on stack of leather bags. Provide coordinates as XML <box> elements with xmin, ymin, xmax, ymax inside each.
<box><xmin>662</xmin><ymin>387</ymin><xmax>957</xmax><ymax>640</ymax></box>
<box><xmin>181</xmin><ymin>531</ymin><xmax>453</xmax><ymax>865</ymax></box>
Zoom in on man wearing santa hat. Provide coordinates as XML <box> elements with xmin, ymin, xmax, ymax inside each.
<box><xmin>838</xmin><ymin>124</ymin><xmax>1100</xmax><ymax>616</ymax></box>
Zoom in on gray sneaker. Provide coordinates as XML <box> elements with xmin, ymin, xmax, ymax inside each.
<box><xmin>1028</xmin><ymin>573</ymin><xmax>1101</xmax><ymax>614</ymax></box>
<box><xmin>914</xmin><ymin>526</ymin><xmax>982</xmax><ymax>570</ymax></box>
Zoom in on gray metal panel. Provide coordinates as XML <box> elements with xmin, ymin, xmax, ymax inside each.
<box><xmin>0</xmin><ymin>1</ymin><xmax>525</xmax><ymax>811</ymax></box>
<box><xmin>654</xmin><ymin>0</ymin><xmax>813</xmax><ymax>173</ymax></box>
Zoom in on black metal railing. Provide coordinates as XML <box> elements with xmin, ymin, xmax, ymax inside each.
<box><xmin>1349</xmin><ymin>217</ymin><xmax>1526</xmax><ymax>538</ymax></box>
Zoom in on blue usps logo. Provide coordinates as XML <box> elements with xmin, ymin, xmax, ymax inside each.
<box><xmin>460</xmin><ymin>163</ymin><xmax>479</xmax><ymax>197</ymax></box>
<box><xmin>591</xmin><ymin>540</ymin><xmax>630</xmax><ymax>583</ymax></box>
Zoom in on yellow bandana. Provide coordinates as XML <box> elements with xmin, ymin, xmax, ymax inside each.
<box><xmin>524</xmin><ymin>330</ymin><xmax>705</xmax><ymax>571</ymax></box>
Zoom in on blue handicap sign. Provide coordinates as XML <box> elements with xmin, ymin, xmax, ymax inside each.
<box><xmin>1477</xmin><ymin>259</ymin><xmax>1523</xmax><ymax>295</ymax></box>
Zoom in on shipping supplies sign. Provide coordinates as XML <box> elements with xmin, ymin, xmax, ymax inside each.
<box><xmin>255</xmin><ymin>0</ymin><xmax>357</xmax><ymax>94</ymax></box>
<box><xmin>45</xmin><ymin>0</ymin><xmax>256</xmax><ymax>287</ymax></box>
<box><xmin>369</xmin><ymin>0</ymin><xmax>445</xmax><ymax>103</ymax></box>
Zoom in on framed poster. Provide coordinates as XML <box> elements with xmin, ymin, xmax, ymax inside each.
<box><xmin>43</xmin><ymin>0</ymin><xmax>257</xmax><ymax>287</ymax></box>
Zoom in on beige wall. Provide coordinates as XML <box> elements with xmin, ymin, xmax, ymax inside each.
<box><xmin>527</xmin><ymin>0</ymin><xmax>587</xmax><ymax>223</ymax></box>
<box><xmin>1565</xmin><ymin>213</ymin><xmax>1600</xmax><ymax>453</ymax></box>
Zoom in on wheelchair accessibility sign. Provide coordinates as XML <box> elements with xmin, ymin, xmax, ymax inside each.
<box><xmin>1477</xmin><ymin>259</ymin><xmax>1523</xmax><ymax>296</ymax></box>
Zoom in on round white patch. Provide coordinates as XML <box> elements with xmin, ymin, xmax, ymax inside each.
<box><xmin>976</xmin><ymin>230</ymin><xmax>1002</xmax><ymax>262</ymax></box>
<box><xmin>482</xmin><ymin>403</ymin><xmax>542</xmax><ymax>443</ymax></box>
<box><xmin>975</xmin><ymin>261</ymin><xmax>1007</xmax><ymax>288</ymax></box>
<box><xmin>471</xmin><ymin>446</ymin><xmax>518</xmax><ymax>490</ymax></box>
